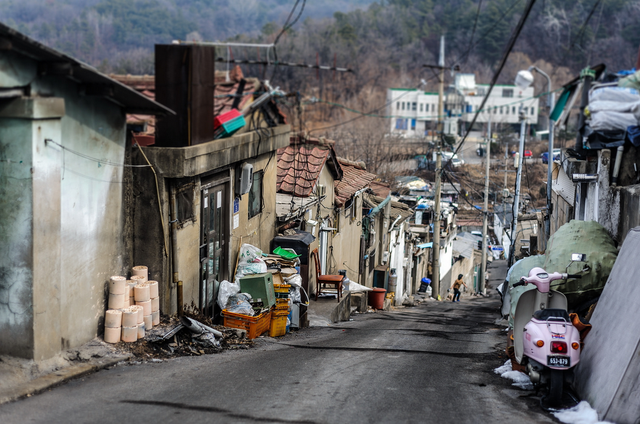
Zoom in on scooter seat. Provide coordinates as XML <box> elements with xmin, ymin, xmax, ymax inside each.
<box><xmin>532</xmin><ymin>308</ymin><xmax>570</xmax><ymax>322</ymax></box>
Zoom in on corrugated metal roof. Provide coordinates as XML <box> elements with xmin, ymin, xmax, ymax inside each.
<box><xmin>0</xmin><ymin>22</ymin><xmax>173</xmax><ymax>116</ymax></box>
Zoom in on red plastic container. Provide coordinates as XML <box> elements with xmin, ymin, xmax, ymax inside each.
<box><xmin>368</xmin><ymin>288</ymin><xmax>386</xmax><ymax>310</ymax></box>
<box><xmin>214</xmin><ymin>109</ymin><xmax>241</xmax><ymax>129</ymax></box>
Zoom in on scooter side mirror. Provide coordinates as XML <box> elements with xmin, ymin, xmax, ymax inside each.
<box><xmin>571</xmin><ymin>253</ymin><xmax>587</xmax><ymax>262</ymax></box>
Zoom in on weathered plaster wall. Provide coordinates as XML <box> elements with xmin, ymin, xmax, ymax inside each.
<box><xmin>54</xmin><ymin>81</ymin><xmax>127</xmax><ymax>350</ymax></box>
<box><xmin>329</xmin><ymin>194</ymin><xmax>363</xmax><ymax>283</ymax></box>
<box><xmin>231</xmin><ymin>151</ymin><xmax>279</xmax><ymax>266</ymax></box>
<box><xmin>389</xmin><ymin>223</ymin><xmax>407</xmax><ymax>305</ymax></box>
<box><xmin>1</xmin><ymin>50</ymin><xmax>127</xmax><ymax>358</ymax></box>
<box><xmin>175</xmin><ymin>182</ymin><xmax>201</xmax><ymax>310</ymax></box>
<box><xmin>0</xmin><ymin>119</ymin><xmax>35</xmax><ymax>358</ymax></box>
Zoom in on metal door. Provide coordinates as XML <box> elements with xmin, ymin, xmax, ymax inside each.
<box><xmin>200</xmin><ymin>183</ymin><xmax>228</xmax><ymax>315</ymax></box>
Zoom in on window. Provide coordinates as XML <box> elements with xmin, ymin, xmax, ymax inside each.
<box><xmin>500</xmin><ymin>107</ymin><xmax>503</xmax><ymax>114</ymax></box>
<box><xmin>395</xmin><ymin>118</ymin><xmax>403</xmax><ymax>130</ymax></box>
<box><xmin>425</xmin><ymin>104</ymin><xmax>429</xmax><ymax>112</ymax></box>
<box><xmin>177</xmin><ymin>182</ymin><xmax>195</xmax><ymax>225</ymax></box>
<box><xmin>411</xmin><ymin>119</ymin><xmax>416</xmax><ymax>130</ymax></box>
<box><xmin>512</xmin><ymin>106</ymin><xmax>516</xmax><ymax>115</ymax></box>
<box><xmin>420</xmin><ymin>103</ymin><xmax>423</xmax><ymax>112</ymax></box>
<box><xmin>531</xmin><ymin>107</ymin><xmax>535</xmax><ymax>115</ymax></box>
<box><xmin>396</xmin><ymin>102</ymin><xmax>399</xmax><ymax>110</ymax></box>
<box><xmin>502</xmin><ymin>88</ymin><xmax>514</xmax><ymax>98</ymax></box>
<box><xmin>494</xmin><ymin>107</ymin><xmax>497</xmax><ymax>114</ymax></box>
<box><xmin>248</xmin><ymin>171</ymin><xmax>263</xmax><ymax>219</ymax></box>
<box><xmin>402</xmin><ymin>102</ymin><xmax>405</xmax><ymax>110</ymax></box>
<box><xmin>506</xmin><ymin>106</ymin><xmax>509</xmax><ymax>114</ymax></box>
<box><xmin>412</xmin><ymin>102</ymin><xmax>417</xmax><ymax>111</ymax></box>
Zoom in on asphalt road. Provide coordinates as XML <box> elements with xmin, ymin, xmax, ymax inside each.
<box><xmin>0</xmin><ymin>261</ymin><xmax>557</xmax><ymax>424</ymax></box>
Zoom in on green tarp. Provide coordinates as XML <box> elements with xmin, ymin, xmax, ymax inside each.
<box><xmin>507</xmin><ymin>220</ymin><xmax>618</xmax><ymax>326</ymax></box>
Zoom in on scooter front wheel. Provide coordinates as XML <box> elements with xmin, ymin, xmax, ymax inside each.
<box><xmin>548</xmin><ymin>369</ymin><xmax>563</xmax><ymax>405</ymax></box>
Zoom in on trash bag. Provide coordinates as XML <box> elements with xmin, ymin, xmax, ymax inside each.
<box><xmin>217</xmin><ymin>280</ymin><xmax>240</xmax><ymax>310</ymax></box>
<box><xmin>590</xmin><ymin>86</ymin><xmax>640</xmax><ymax>103</ymax></box>
<box><xmin>587</xmin><ymin>100</ymin><xmax>640</xmax><ymax>121</ymax></box>
<box><xmin>589</xmin><ymin>111</ymin><xmax>638</xmax><ymax>132</ymax></box>
<box><xmin>346</xmin><ymin>280</ymin><xmax>372</xmax><ymax>292</ymax></box>
<box><xmin>284</xmin><ymin>274</ymin><xmax>303</xmax><ymax>287</ymax></box>
<box><xmin>236</xmin><ymin>259</ymin><xmax>267</xmax><ymax>277</ymax></box>
<box><xmin>238</xmin><ymin>243</ymin><xmax>263</xmax><ymax>264</ymax></box>
<box><xmin>290</xmin><ymin>286</ymin><xmax>301</xmax><ymax>304</ymax></box>
<box><xmin>226</xmin><ymin>293</ymin><xmax>254</xmax><ymax>316</ymax></box>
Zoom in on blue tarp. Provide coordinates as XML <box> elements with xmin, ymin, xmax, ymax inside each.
<box><xmin>417</xmin><ymin>242</ymin><xmax>433</xmax><ymax>248</ymax></box>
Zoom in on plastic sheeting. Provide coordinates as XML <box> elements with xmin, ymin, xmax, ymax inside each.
<box><xmin>505</xmin><ymin>220</ymin><xmax>618</xmax><ymax>326</ymax></box>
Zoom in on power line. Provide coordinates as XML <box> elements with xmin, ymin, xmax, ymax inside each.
<box><xmin>274</xmin><ymin>0</ymin><xmax>304</xmax><ymax>46</ymax></box>
<box><xmin>467</xmin><ymin>0</ymin><xmax>484</xmax><ymax>62</ymax></box>
<box><xmin>446</xmin><ymin>0</ymin><xmax>538</xmax><ymax>170</ymax></box>
<box><xmin>453</xmin><ymin>0</ymin><xmax>525</xmax><ymax>66</ymax></box>
<box><xmin>307</xmin><ymin>73</ymin><xmax>442</xmax><ymax>133</ymax></box>
<box><xmin>568</xmin><ymin>0</ymin><xmax>603</xmax><ymax>50</ymax></box>
<box><xmin>44</xmin><ymin>139</ymin><xmax>151</xmax><ymax>168</ymax></box>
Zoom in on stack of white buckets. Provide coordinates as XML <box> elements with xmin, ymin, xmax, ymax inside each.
<box><xmin>104</xmin><ymin>266</ymin><xmax>161</xmax><ymax>343</ymax></box>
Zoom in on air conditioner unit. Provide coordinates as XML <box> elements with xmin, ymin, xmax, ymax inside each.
<box><xmin>236</xmin><ymin>162</ymin><xmax>253</xmax><ymax>196</ymax></box>
<box><xmin>315</xmin><ymin>184</ymin><xmax>326</xmax><ymax>197</ymax></box>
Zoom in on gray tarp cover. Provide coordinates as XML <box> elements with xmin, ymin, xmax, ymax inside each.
<box><xmin>506</xmin><ymin>220</ymin><xmax>618</xmax><ymax>326</ymax></box>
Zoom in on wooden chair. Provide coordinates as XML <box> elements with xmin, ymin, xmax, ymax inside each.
<box><xmin>311</xmin><ymin>248</ymin><xmax>344</xmax><ymax>302</ymax></box>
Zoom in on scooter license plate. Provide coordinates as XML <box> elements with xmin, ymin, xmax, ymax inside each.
<box><xmin>548</xmin><ymin>356</ymin><xmax>570</xmax><ymax>367</ymax></box>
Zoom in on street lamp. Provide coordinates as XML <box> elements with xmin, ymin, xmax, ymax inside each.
<box><xmin>515</xmin><ymin>66</ymin><xmax>555</xmax><ymax>244</ymax></box>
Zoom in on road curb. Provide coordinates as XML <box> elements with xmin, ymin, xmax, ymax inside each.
<box><xmin>0</xmin><ymin>355</ymin><xmax>130</xmax><ymax>406</ymax></box>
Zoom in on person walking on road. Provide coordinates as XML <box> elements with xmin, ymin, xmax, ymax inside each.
<box><xmin>450</xmin><ymin>274</ymin><xmax>468</xmax><ymax>302</ymax></box>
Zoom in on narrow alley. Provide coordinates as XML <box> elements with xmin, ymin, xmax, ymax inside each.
<box><xmin>0</xmin><ymin>261</ymin><xmax>556</xmax><ymax>424</ymax></box>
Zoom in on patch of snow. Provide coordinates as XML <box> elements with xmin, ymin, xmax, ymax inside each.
<box><xmin>493</xmin><ymin>360</ymin><xmax>534</xmax><ymax>390</ymax></box>
<box><xmin>553</xmin><ymin>401</ymin><xmax>615</xmax><ymax>424</ymax></box>
<box><xmin>494</xmin><ymin>360</ymin><xmax>512</xmax><ymax>375</ymax></box>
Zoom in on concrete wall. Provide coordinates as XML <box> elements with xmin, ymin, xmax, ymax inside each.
<box><xmin>440</xmin><ymin>256</ymin><xmax>474</xmax><ymax>300</ymax></box>
<box><xmin>389</xmin><ymin>222</ymin><xmax>407</xmax><ymax>305</ymax></box>
<box><xmin>575</xmin><ymin>227</ymin><xmax>640</xmax><ymax>423</ymax></box>
<box><xmin>1</xmin><ymin>50</ymin><xmax>128</xmax><ymax>359</ymax></box>
<box><xmin>130</xmin><ymin>125</ymin><xmax>289</xmax><ymax>315</ymax></box>
<box><xmin>230</xmin><ymin>151</ymin><xmax>279</xmax><ymax>273</ymax></box>
<box><xmin>329</xmin><ymin>194</ymin><xmax>364</xmax><ymax>283</ymax></box>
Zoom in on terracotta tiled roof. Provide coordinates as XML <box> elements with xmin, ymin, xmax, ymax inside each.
<box><xmin>334</xmin><ymin>158</ymin><xmax>377</xmax><ymax>207</ymax></box>
<box><xmin>277</xmin><ymin>135</ymin><xmax>342</xmax><ymax>197</ymax></box>
<box><xmin>113</xmin><ymin>66</ymin><xmax>286</xmax><ymax>145</ymax></box>
<box><xmin>214</xmin><ymin>77</ymin><xmax>259</xmax><ymax>117</ymax></box>
<box><xmin>369</xmin><ymin>180</ymin><xmax>391</xmax><ymax>198</ymax></box>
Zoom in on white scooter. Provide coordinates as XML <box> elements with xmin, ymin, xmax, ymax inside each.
<box><xmin>511</xmin><ymin>254</ymin><xmax>589</xmax><ymax>407</ymax></box>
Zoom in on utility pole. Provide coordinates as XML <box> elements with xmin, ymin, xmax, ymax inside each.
<box><xmin>480</xmin><ymin>113</ymin><xmax>491</xmax><ymax>295</ymax></box>
<box><xmin>509</xmin><ymin>109</ymin><xmax>527</xmax><ymax>266</ymax></box>
<box><xmin>432</xmin><ymin>34</ymin><xmax>445</xmax><ymax>300</ymax></box>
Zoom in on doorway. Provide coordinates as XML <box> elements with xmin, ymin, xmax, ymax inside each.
<box><xmin>200</xmin><ymin>181</ymin><xmax>229</xmax><ymax>316</ymax></box>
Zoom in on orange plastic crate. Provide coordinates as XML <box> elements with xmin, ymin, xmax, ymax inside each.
<box><xmin>275</xmin><ymin>299</ymin><xmax>289</xmax><ymax>310</ymax></box>
<box><xmin>222</xmin><ymin>309</ymin><xmax>271</xmax><ymax>339</ymax></box>
<box><xmin>269</xmin><ymin>314</ymin><xmax>287</xmax><ymax>337</ymax></box>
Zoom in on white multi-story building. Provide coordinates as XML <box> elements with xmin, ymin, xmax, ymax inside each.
<box><xmin>387</xmin><ymin>74</ymin><xmax>539</xmax><ymax>137</ymax></box>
